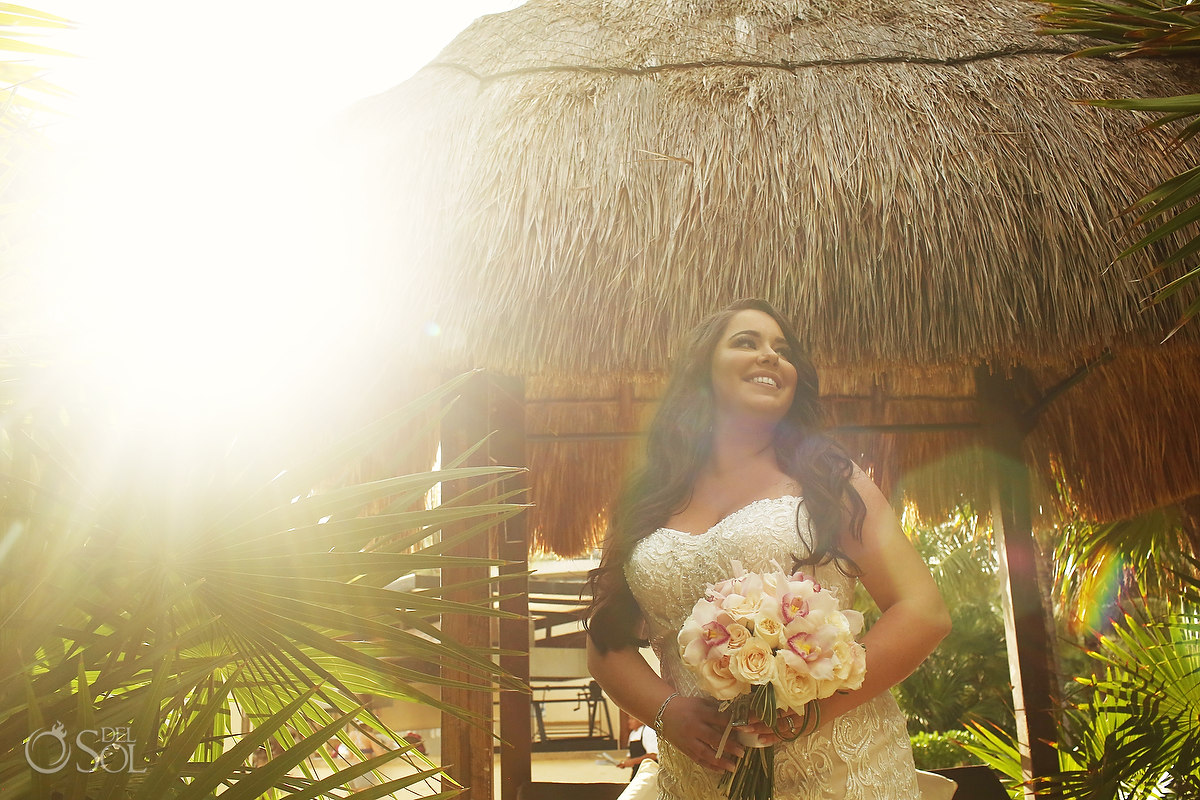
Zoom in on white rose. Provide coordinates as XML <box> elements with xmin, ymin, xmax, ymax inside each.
<box><xmin>726</xmin><ymin>590</ymin><xmax>764</xmax><ymax>622</ymax></box>
<box><xmin>730</xmin><ymin>638</ymin><xmax>777</xmax><ymax>685</ymax></box>
<box><xmin>762</xmin><ymin>567</ymin><xmax>791</xmax><ymax>596</ymax></box>
<box><xmin>753</xmin><ymin>614</ymin><xmax>784</xmax><ymax>649</ymax></box>
<box><xmin>828</xmin><ymin>641</ymin><xmax>855</xmax><ymax>683</ymax></box>
<box><xmin>772</xmin><ymin>652</ymin><xmax>818</xmax><ymax>711</ymax></box>
<box><xmin>699</xmin><ymin>654</ymin><xmax>750</xmax><ymax>700</ymax></box>
<box><xmin>725</xmin><ymin>623</ymin><xmax>752</xmax><ymax>651</ymax></box>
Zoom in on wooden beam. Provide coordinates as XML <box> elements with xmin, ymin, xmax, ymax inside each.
<box><xmin>527</xmin><ymin>431</ymin><xmax>642</xmax><ymax>442</ymax></box>
<box><xmin>831</xmin><ymin>422</ymin><xmax>980</xmax><ymax>434</ymax></box>
<box><xmin>490</xmin><ymin>374</ymin><xmax>532</xmax><ymax>800</ymax></box>
<box><xmin>536</xmin><ymin>631</ymin><xmax>588</xmax><ymax>648</ymax></box>
<box><xmin>526</xmin><ymin>396</ymin><xmax>656</xmax><ymax>405</ymax></box>
<box><xmin>1022</xmin><ymin>349</ymin><xmax>1113</xmax><ymax>428</ymax></box>
<box><xmin>976</xmin><ymin>367</ymin><xmax>1060</xmax><ymax>799</ymax></box>
<box><xmin>440</xmin><ymin>371</ymin><xmax>495</xmax><ymax>799</ymax></box>
<box><xmin>527</xmin><ymin>421</ymin><xmax>980</xmax><ymax>443</ymax></box>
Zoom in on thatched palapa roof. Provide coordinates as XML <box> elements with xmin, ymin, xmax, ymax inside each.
<box><xmin>349</xmin><ymin>0</ymin><xmax>1200</xmax><ymax>555</ymax></box>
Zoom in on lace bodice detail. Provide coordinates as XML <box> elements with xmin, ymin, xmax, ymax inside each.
<box><xmin>625</xmin><ymin>495</ymin><xmax>921</xmax><ymax>800</ymax></box>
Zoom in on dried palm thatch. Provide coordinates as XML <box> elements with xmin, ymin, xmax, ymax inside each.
<box><xmin>520</xmin><ymin>351</ymin><xmax>1200</xmax><ymax>556</ymax></box>
<box><xmin>524</xmin><ymin>374</ymin><xmax>660</xmax><ymax>554</ymax></box>
<box><xmin>347</xmin><ymin>0</ymin><xmax>1200</xmax><ymax>554</ymax></box>
<box><xmin>824</xmin><ymin>366</ymin><xmax>993</xmax><ymax>516</ymax></box>
<box><xmin>1031</xmin><ymin>353</ymin><xmax>1200</xmax><ymax>522</ymax></box>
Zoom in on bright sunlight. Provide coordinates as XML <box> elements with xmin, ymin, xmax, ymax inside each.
<box><xmin>25</xmin><ymin>1</ymin><xmax>520</xmax><ymax>435</ymax></box>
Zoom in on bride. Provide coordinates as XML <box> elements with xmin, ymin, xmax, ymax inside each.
<box><xmin>586</xmin><ymin>298</ymin><xmax>952</xmax><ymax>799</ymax></box>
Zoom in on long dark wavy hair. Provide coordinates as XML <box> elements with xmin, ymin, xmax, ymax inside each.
<box><xmin>584</xmin><ymin>298</ymin><xmax>866</xmax><ymax>653</ymax></box>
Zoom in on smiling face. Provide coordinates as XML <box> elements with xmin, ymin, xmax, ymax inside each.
<box><xmin>710</xmin><ymin>309</ymin><xmax>798</xmax><ymax>423</ymax></box>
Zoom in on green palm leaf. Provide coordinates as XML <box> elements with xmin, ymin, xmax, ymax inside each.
<box><xmin>1041</xmin><ymin>0</ymin><xmax>1200</xmax><ymax>334</ymax></box>
<box><xmin>1</xmin><ymin>367</ymin><xmax>527</xmax><ymax>798</ymax></box>
<box><xmin>962</xmin><ymin>608</ymin><xmax>1200</xmax><ymax>799</ymax></box>
<box><xmin>1051</xmin><ymin>504</ymin><xmax>1195</xmax><ymax>628</ymax></box>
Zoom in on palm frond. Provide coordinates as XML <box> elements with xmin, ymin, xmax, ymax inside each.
<box><xmin>963</xmin><ymin>609</ymin><xmax>1200</xmax><ymax>800</ymax></box>
<box><xmin>1052</xmin><ymin>504</ymin><xmax>1196</xmax><ymax>631</ymax></box>
<box><xmin>1</xmin><ymin>368</ymin><xmax>525</xmax><ymax>797</ymax></box>
<box><xmin>1041</xmin><ymin>0</ymin><xmax>1200</xmax><ymax>334</ymax></box>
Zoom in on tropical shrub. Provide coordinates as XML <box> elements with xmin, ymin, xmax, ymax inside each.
<box><xmin>883</xmin><ymin>508</ymin><xmax>1014</xmax><ymax>734</ymax></box>
<box><xmin>1051</xmin><ymin>506</ymin><xmax>1198</xmax><ymax>635</ymax></box>
<box><xmin>908</xmin><ymin>730</ymin><xmax>980</xmax><ymax>771</ymax></box>
<box><xmin>962</xmin><ymin>597</ymin><xmax>1200</xmax><ymax>800</ymax></box>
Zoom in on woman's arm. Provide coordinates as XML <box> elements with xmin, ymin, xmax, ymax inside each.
<box><xmin>587</xmin><ymin>638</ymin><xmax>742</xmax><ymax>772</ymax></box>
<box><xmin>741</xmin><ymin>467</ymin><xmax>951</xmax><ymax>740</ymax></box>
<box><xmin>827</xmin><ymin>467</ymin><xmax>952</xmax><ymax>717</ymax></box>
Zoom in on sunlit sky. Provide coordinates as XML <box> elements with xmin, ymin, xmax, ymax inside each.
<box><xmin>43</xmin><ymin>2</ymin><xmax>524</xmax><ymax>140</ymax></box>
<box><xmin>23</xmin><ymin>2</ymin><xmax>523</xmax><ymax>430</ymax></box>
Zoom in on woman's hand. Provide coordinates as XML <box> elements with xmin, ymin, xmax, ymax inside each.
<box><xmin>734</xmin><ymin>702</ymin><xmax>822</xmax><ymax>746</ymax></box>
<box><xmin>586</xmin><ymin>639</ymin><xmax>745</xmax><ymax>772</ymax></box>
<box><xmin>658</xmin><ymin>695</ymin><xmax>744</xmax><ymax>773</ymax></box>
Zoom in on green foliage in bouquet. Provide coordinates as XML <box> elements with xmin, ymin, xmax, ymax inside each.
<box><xmin>0</xmin><ymin>368</ymin><xmax>526</xmax><ymax>799</ymax></box>
<box><xmin>719</xmin><ymin>685</ymin><xmax>782</xmax><ymax>800</ymax></box>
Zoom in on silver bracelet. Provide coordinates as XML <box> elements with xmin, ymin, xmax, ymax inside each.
<box><xmin>653</xmin><ymin>692</ymin><xmax>679</xmax><ymax>737</ymax></box>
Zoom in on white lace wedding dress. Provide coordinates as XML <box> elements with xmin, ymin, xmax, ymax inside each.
<box><xmin>625</xmin><ymin>495</ymin><xmax>924</xmax><ymax>800</ymax></box>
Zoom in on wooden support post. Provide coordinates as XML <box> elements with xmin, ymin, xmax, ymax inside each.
<box><xmin>441</xmin><ymin>371</ymin><xmax>495</xmax><ymax>799</ymax></box>
<box><xmin>491</xmin><ymin>375</ymin><xmax>532</xmax><ymax>800</ymax></box>
<box><xmin>976</xmin><ymin>368</ymin><xmax>1059</xmax><ymax>799</ymax></box>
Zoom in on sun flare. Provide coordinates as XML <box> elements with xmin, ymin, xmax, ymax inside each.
<box><xmin>25</xmin><ymin>1</ymin><xmax>521</xmax><ymax>437</ymax></box>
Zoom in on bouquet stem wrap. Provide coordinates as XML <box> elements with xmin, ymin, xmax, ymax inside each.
<box><xmin>679</xmin><ymin>561</ymin><xmax>866</xmax><ymax>800</ymax></box>
<box><xmin>716</xmin><ymin>686</ymin><xmax>821</xmax><ymax>800</ymax></box>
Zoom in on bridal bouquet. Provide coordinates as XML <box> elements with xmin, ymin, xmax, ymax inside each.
<box><xmin>677</xmin><ymin>561</ymin><xmax>867</xmax><ymax>800</ymax></box>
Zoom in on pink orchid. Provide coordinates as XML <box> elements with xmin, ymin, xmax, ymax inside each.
<box><xmin>702</xmin><ymin>620</ymin><xmax>731</xmax><ymax>649</ymax></box>
<box><xmin>781</xmin><ymin>592</ymin><xmax>810</xmax><ymax>624</ymax></box>
<box><xmin>786</xmin><ymin>631</ymin><xmax>822</xmax><ymax>662</ymax></box>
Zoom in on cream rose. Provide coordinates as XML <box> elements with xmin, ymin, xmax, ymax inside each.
<box><xmin>729</xmin><ymin>637</ymin><xmax>777</xmax><ymax>685</ymax></box>
<box><xmin>725</xmin><ymin>622</ymin><xmax>752</xmax><ymax>651</ymax></box>
<box><xmin>725</xmin><ymin>590</ymin><xmax>764</xmax><ymax>622</ymax></box>
<box><xmin>753</xmin><ymin>614</ymin><xmax>784</xmax><ymax>649</ymax></box>
<box><xmin>725</xmin><ymin>572</ymin><xmax>765</xmax><ymax>622</ymax></box>
<box><xmin>772</xmin><ymin>652</ymin><xmax>818</xmax><ymax>710</ymax></box>
<box><xmin>700</xmin><ymin>654</ymin><xmax>750</xmax><ymax>700</ymax></box>
<box><xmin>816</xmin><ymin>641</ymin><xmax>867</xmax><ymax>698</ymax></box>
<box><xmin>834</xmin><ymin>641</ymin><xmax>867</xmax><ymax>689</ymax></box>
<box><xmin>762</xmin><ymin>567</ymin><xmax>791</xmax><ymax>596</ymax></box>
<box><xmin>830</xmin><ymin>641</ymin><xmax>855</xmax><ymax>681</ymax></box>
